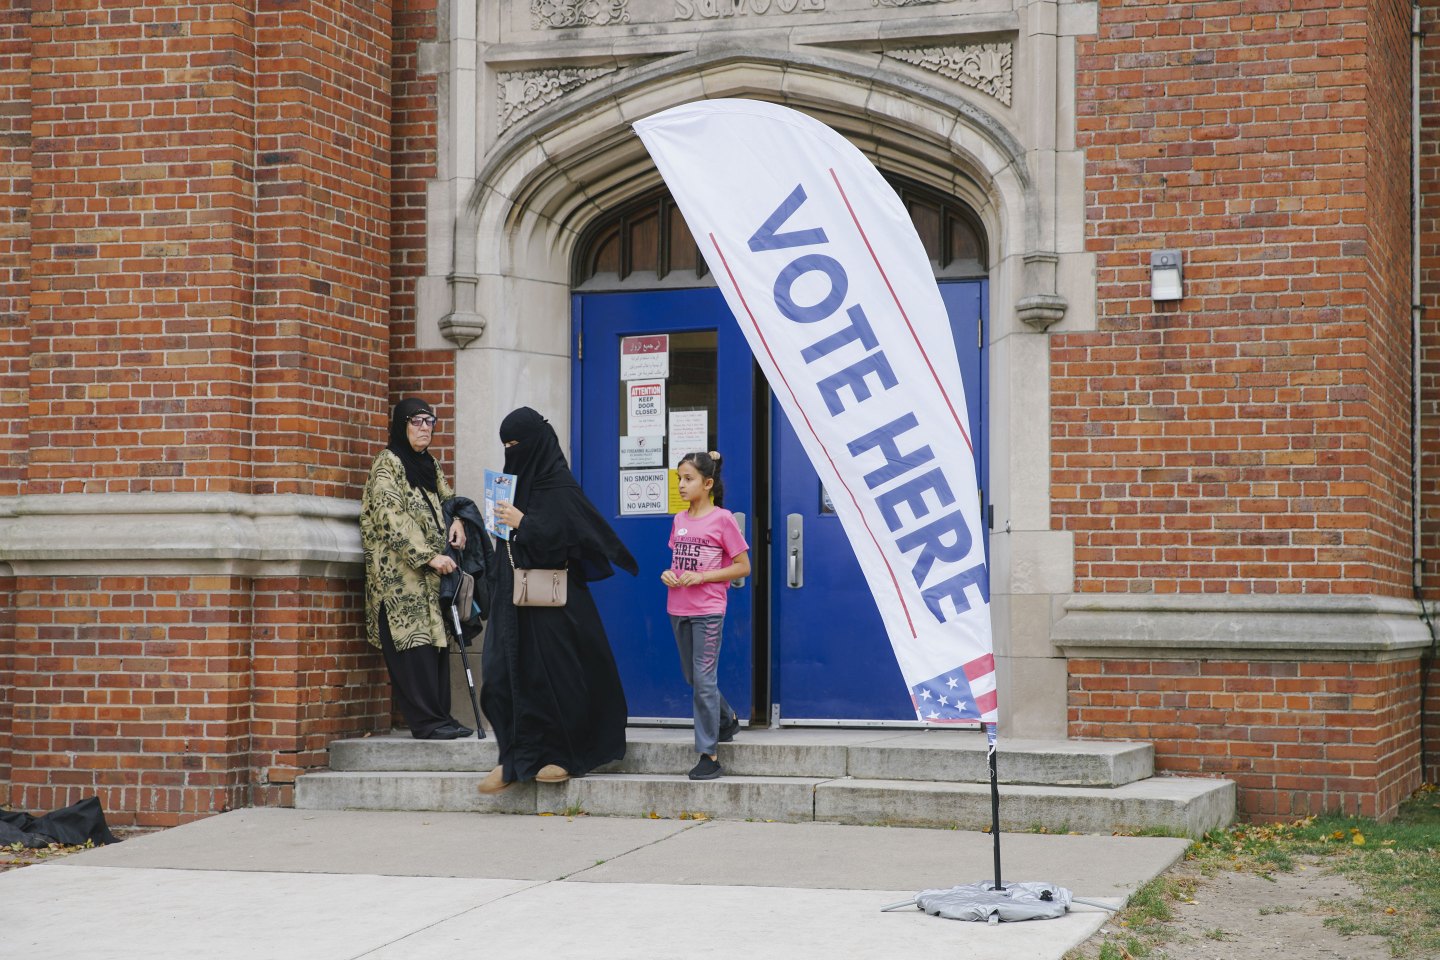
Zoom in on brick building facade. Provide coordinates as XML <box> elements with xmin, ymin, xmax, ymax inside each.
<box><xmin>0</xmin><ymin>0</ymin><xmax>1436</xmax><ymax>827</ymax></box>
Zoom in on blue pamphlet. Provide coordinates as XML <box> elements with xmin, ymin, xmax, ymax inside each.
<box><xmin>484</xmin><ymin>469</ymin><xmax>517</xmax><ymax>540</ymax></box>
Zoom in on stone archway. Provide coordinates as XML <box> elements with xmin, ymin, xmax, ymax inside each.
<box><xmin>422</xmin><ymin>45</ymin><xmax>1084</xmax><ymax>737</ymax></box>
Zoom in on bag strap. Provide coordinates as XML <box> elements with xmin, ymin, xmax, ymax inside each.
<box><xmin>506</xmin><ymin>536</ymin><xmax>566</xmax><ymax>571</ymax></box>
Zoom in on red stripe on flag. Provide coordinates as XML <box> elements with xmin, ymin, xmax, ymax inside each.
<box><xmin>974</xmin><ymin>690</ymin><xmax>998</xmax><ymax>714</ymax></box>
<box><xmin>962</xmin><ymin>653</ymin><xmax>995</xmax><ymax>682</ymax></box>
<box><xmin>828</xmin><ymin>168</ymin><xmax>973</xmax><ymax>456</ymax></box>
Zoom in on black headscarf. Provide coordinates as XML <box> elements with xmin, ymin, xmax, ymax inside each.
<box><xmin>500</xmin><ymin>407</ymin><xmax>637</xmax><ymax>580</ymax></box>
<box><xmin>387</xmin><ymin>398</ymin><xmax>439</xmax><ymax>493</ymax></box>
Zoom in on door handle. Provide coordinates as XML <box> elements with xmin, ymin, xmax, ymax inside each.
<box><xmin>732</xmin><ymin>512</ymin><xmax>747</xmax><ymax>589</ymax></box>
<box><xmin>786</xmin><ymin>512</ymin><xmax>803</xmax><ymax>588</ymax></box>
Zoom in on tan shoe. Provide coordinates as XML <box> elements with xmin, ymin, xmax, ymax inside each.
<box><xmin>477</xmin><ymin>767</ymin><xmax>511</xmax><ymax>795</ymax></box>
<box><xmin>535</xmin><ymin>764</ymin><xmax>570</xmax><ymax>783</ymax></box>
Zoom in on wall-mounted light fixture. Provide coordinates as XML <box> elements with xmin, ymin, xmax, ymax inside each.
<box><xmin>1150</xmin><ymin>249</ymin><xmax>1183</xmax><ymax>302</ymax></box>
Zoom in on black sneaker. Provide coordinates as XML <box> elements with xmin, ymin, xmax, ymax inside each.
<box><xmin>718</xmin><ymin>715</ymin><xmax>740</xmax><ymax>743</ymax></box>
<box><xmin>688</xmin><ymin>755</ymin><xmax>722</xmax><ymax>780</ymax></box>
<box><xmin>421</xmin><ymin>723</ymin><xmax>472</xmax><ymax>740</ymax></box>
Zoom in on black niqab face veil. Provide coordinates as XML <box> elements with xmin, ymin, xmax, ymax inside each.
<box><xmin>499</xmin><ymin>407</ymin><xmax>637</xmax><ymax>579</ymax></box>
<box><xmin>500</xmin><ymin>407</ymin><xmax>575</xmax><ymax>510</ymax></box>
<box><xmin>387</xmin><ymin>398</ymin><xmax>439</xmax><ymax>493</ymax></box>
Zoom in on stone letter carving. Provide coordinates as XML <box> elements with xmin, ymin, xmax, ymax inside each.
<box><xmin>531</xmin><ymin>0</ymin><xmax>630</xmax><ymax>29</ymax></box>
<box><xmin>497</xmin><ymin>68</ymin><xmax>616</xmax><ymax>132</ymax></box>
<box><xmin>886</xmin><ymin>42</ymin><xmax>1013</xmax><ymax>107</ymax></box>
<box><xmin>873</xmin><ymin>0</ymin><xmax>953</xmax><ymax>6</ymax></box>
<box><xmin>676</xmin><ymin>0</ymin><xmax>826</xmax><ymax>18</ymax></box>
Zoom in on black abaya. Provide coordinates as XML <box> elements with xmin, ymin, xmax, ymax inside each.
<box><xmin>480</xmin><ymin>408</ymin><xmax>637</xmax><ymax>781</ymax></box>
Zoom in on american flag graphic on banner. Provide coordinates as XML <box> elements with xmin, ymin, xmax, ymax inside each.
<box><xmin>911</xmin><ymin>654</ymin><xmax>996</xmax><ymax>723</ymax></box>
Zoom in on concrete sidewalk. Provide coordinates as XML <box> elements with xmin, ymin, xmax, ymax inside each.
<box><xmin>0</xmin><ymin>808</ymin><xmax>1191</xmax><ymax>960</ymax></box>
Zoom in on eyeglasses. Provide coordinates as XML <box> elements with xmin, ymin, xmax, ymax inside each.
<box><xmin>407</xmin><ymin>415</ymin><xmax>437</xmax><ymax>428</ymax></box>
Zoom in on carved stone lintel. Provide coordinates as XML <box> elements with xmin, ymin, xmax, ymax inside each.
<box><xmin>531</xmin><ymin>0</ymin><xmax>629</xmax><ymax>29</ymax></box>
<box><xmin>886</xmin><ymin>42</ymin><xmax>1013</xmax><ymax>107</ymax></box>
<box><xmin>440</xmin><ymin>274</ymin><xmax>486</xmax><ymax>348</ymax></box>
<box><xmin>497</xmin><ymin>68</ymin><xmax>617</xmax><ymax>133</ymax></box>
<box><xmin>1016</xmin><ymin>252</ymin><xmax>1066</xmax><ymax>331</ymax></box>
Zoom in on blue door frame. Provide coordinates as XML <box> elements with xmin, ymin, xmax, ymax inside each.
<box><xmin>573</xmin><ymin>281</ymin><xmax>987</xmax><ymax>724</ymax></box>
<box><xmin>572</xmin><ymin>290</ymin><xmax>755</xmax><ymax>721</ymax></box>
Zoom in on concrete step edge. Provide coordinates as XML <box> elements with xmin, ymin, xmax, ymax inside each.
<box><xmin>297</xmin><ymin>769</ymin><xmax>1226</xmax><ymax>796</ymax></box>
<box><xmin>327</xmin><ymin>735</ymin><xmax>1155</xmax><ymax>786</ymax></box>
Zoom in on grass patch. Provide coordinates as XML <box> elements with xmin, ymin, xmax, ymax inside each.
<box><xmin>1067</xmin><ymin>784</ymin><xmax>1440</xmax><ymax>960</ymax></box>
<box><xmin>1258</xmin><ymin>903</ymin><xmax>1297</xmax><ymax>916</ymax></box>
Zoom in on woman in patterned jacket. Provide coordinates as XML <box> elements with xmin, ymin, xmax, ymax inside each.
<box><xmin>360</xmin><ymin>398</ymin><xmax>473</xmax><ymax>740</ymax></box>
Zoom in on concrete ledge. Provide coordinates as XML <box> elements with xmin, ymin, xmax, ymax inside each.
<box><xmin>295</xmin><ymin>771</ymin><xmax>537</xmax><ymax>815</ymax></box>
<box><xmin>329</xmin><ymin>736</ymin><xmax>498</xmax><ymax>773</ymax></box>
<box><xmin>845</xmin><ymin>737</ymin><xmax>1153</xmax><ymax>786</ymax></box>
<box><xmin>329</xmin><ymin>730</ymin><xmax>1151</xmax><ymax>785</ymax></box>
<box><xmin>296</xmin><ymin>769</ymin><xmax>1234</xmax><ymax>837</ymax></box>
<box><xmin>0</xmin><ymin>492</ymin><xmax>363</xmax><ymax>576</ymax></box>
<box><xmin>1052</xmin><ymin>593</ymin><xmax>1432</xmax><ymax>661</ymax></box>
<box><xmin>815</xmin><ymin>777</ymin><xmax>1236</xmax><ymax>838</ymax></box>
<box><xmin>600</xmin><ymin>736</ymin><xmax>850</xmax><ymax>779</ymax></box>
<box><xmin>551</xmin><ymin>774</ymin><xmax>824</xmax><ymax>823</ymax></box>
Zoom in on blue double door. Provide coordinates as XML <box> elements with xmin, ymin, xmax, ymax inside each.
<box><xmin>574</xmin><ymin>284</ymin><xmax>986</xmax><ymax>723</ymax></box>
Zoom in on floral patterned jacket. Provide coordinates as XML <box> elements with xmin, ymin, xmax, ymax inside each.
<box><xmin>360</xmin><ymin>449</ymin><xmax>455</xmax><ymax>652</ymax></box>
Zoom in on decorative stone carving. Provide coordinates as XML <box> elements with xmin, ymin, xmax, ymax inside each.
<box><xmin>497</xmin><ymin>67</ymin><xmax>616</xmax><ymax>132</ymax></box>
<box><xmin>440</xmin><ymin>273</ymin><xmax>487</xmax><ymax>347</ymax></box>
<box><xmin>886</xmin><ymin>42</ymin><xmax>1013</xmax><ymax>107</ymax></box>
<box><xmin>531</xmin><ymin>0</ymin><xmax>629</xmax><ymax>28</ymax></box>
<box><xmin>676</xmin><ymin>0</ymin><xmax>826</xmax><ymax>18</ymax></box>
<box><xmin>873</xmin><ymin>0</ymin><xmax>952</xmax><ymax>6</ymax></box>
<box><xmin>1015</xmin><ymin>252</ymin><xmax>1067</xmax><ymax>331</ymax></box>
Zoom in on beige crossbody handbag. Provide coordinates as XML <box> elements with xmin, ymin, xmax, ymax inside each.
<box><xmin>508</xmin><ymin>540</ymin><xmax>567</xmax><ymax>607</ymax></box>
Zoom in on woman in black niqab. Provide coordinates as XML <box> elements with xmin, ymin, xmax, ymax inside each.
<box><xmin>478</xmin><ymin>407</ymin><xmax>637</xmax><ymax>792</ymax></box>
<box><xmin>499</xmin><ymin>406</ymin><xmax>636</xmax><ymax>581</ymax></box>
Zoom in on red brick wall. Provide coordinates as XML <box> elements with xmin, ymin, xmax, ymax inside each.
<box><xmin>1364</xmin><ymin>0</ymin><xmax>1421</xmax><ymax>592</ymax></box>
<box><xmin>1418</xmin><ymin>0</ymin><xmax>1440</xmax><ymax>784</ymax></box>
<box><xmin>4</xmin><ymin>2</ymin><xmax>403</xmax><ymax>826</ymax></box>
<box><xmin>0</xmin><ymin>573</ymin><xmax>14</xmax><ymax>787</ymax></box>
<box><xmin>388</xmin><ymin>0</ymin><xmax>453</xmax><ymax>463</ymax></box>
<box><xmin>9</xmin><ymin>574</ymin><xmax>385</xmax><ymax>826</ymax></box>
<box><xmin>0</xmin><ymin>3</ymin><xmax>29</xmax><ymax>795</ymax></box>
<box><xmin>250</xmin><ymin>575</ymin><xmax>387</xmax><ymax>808</ymax></box>
<box><xmin>27</xmin><ymin>2</ymin><xmax>257</xmax><ymax>495</ymax></box>
<box><xmin>253</xmin><ymin>1</ymin><xmax>393</xmax><ymax>498</ymax></box>
<box><xmin>1070</xmin><ymin>657</ymin><xmax>1422</xmax><ymax>821</ymax></box>
<box><xmin>0</xmin><ymin>2</ymin><xmax>29</xmax><ymax>499</ymax></box>
<box><xmin>1064</xmin><ymin>0</ymin><xmax>1415</xmax><ymax>596</ymax></box>
<box><xmin>10</xmin><ymin>575</ymin><xmax>255</xmax><ymax>826</ymax></box>
<box><xmin>1426</xmin><ymin>655</ymin><xmax>1440</xmax><ymax>783</ymax></box>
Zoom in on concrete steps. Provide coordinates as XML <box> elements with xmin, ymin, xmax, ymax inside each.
<box><xmin>295</xmin><ymin>727</ymin><xmax>1236</xmax><ymax>837</ymax></box>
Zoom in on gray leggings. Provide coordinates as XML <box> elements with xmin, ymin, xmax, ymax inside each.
<box><xmin>670</xmin><ymin>614</ymin><xmax>737</xmax><ymax>756</ymax></box>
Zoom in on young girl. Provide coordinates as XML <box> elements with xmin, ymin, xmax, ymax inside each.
<box><xmin>660</xmin><ymin>450</ymin><xmax>751</xmax><ymax>781</ymax></box>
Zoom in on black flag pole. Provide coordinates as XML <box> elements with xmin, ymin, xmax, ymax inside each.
<box><xmin>987</xmin><ymin>722</ymin><xmax>1003</xmax><ymax>891</ymax></box>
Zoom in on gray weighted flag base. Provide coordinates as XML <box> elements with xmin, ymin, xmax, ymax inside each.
<box><xmin>882</xmin><ymin>881</ymin><xmax>1075</xmax><ymax>924</ymax></box>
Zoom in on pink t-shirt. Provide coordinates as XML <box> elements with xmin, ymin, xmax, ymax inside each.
<box><xmin>666</xmin><ymin>507</ymin><xmax>749</xmax><ymax>617</ymax></box>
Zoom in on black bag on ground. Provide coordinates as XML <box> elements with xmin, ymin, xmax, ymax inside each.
<box><xmin>0</xmin><ymin>796</ymin><xmax>120</xmax><ymax>849</ymax></box>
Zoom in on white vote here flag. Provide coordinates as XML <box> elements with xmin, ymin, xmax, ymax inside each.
<box><xmin>635</xmin><ymin>99</ymin><xmax>995</xmax><ymax>725</ymax></box>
